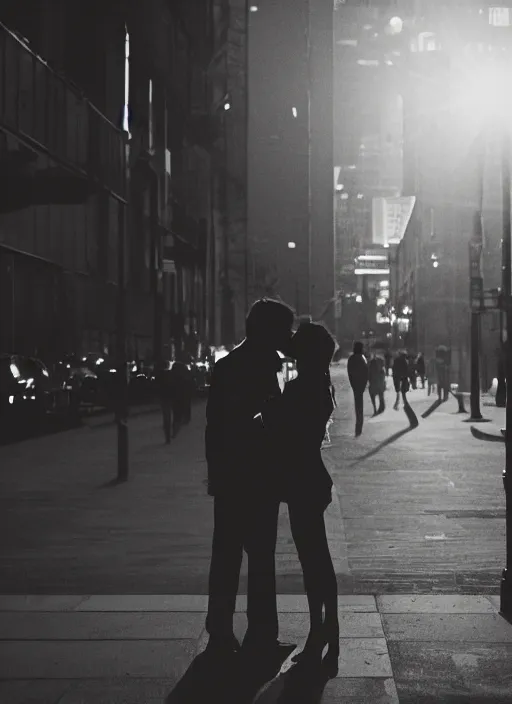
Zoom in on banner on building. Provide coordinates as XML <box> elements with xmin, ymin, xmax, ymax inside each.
<box><xmin>372</xmin><ymin>196</ymin><xmax>416</xmax><ymax>247</ymax></box>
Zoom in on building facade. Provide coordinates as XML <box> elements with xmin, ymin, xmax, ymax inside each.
<box><xmin>0</xmin><ymin>0</ymin><xmax>225</xmax><ymax>364</ymax></box>
<box><xmin>392</xmin><ymin>2</ymin><xmax>510</xmax><ymax>388</ymax></box>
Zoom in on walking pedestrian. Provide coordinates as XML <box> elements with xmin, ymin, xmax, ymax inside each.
<box><xmin>407</xmin><ymin>354</ymin><xmax>417</xmax><ymax>390</ymax></box>
<box><xmin>435</xmin><ymin>346</ymin><xmax>450</xmax><ymax>402</ymax></box>
<box><xmin>392</xmin><ymin>350</ymin><xmax>408</xmax><ymax>411</ymax></box>
<box><xmin>384</xmin><ymin>350</ymin><xmax>392</xmax><ymax>377</ymax></box>
<box><xmin>392</xmin><ymin>350</ymin><xmax>419</xmax><ymax>427</ymax></box>
<box><xmin>416</xmin><ymin>353</ymin><xmax>426</xmax><ymax>390</ymax></box>
<box><xmin>368</xmin><ymin>353</ymin><xmax>386</xmax><ymax>415</ymax></box>
<box><xmin>155</xmin><ymin>359</ymin><xmax>173</xmax><ymax>444</ymax></box>
<box><xmin>204</xmin><ymin>298</ymin><xmax>295</xmax><ymax>659</ymax></box>
<box><xmin>347</xmin><ymin>341</ymin><xmax>368</xmax><ymax>437</ymax></box>
<box><xmin>427</xmin><ymin>356</ymin><xmax>437</xmax><ymax>396</ymax></box>
<box><xmin>167</xmin><ymin>358</ymin><xmax>194</xmax><ymax>437</ymax></box>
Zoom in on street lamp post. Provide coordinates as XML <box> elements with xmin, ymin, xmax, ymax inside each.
<box><xmin>501</xmin><ymin>127</ymin><xmax>512</xmax><ymax>620</ymax></box>
<box><xmin>116</xmin><ymin>198</ymin><xmax>129</xmax><ymax>482</ymax></box>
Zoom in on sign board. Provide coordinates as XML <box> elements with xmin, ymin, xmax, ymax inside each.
<box><xmin>372</xmin><ymin>196</ymin><xmax>416</xmax><ymax>247</ymax></box>
<box><xmin>482</xmin><ymin>288</ymin><xmax>500</xmax><ymax>310</ymax></box>
<box><xmin>470</xmin><ymin>277</ymin><xmax>483</xmax><ymax>310</ymax></box>
<box><xmin>163</xmin><ymin>259</ymin><xmax>176</xmax><ymax>274</ymax></box>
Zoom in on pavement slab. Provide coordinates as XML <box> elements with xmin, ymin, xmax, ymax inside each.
<box><xmin>382</xmin><ymin>613</ymin><xmax>512</xmax><ymax>642</ymax></box>
<box><xmin>377</xmin><ymin>594</ymin><xmax>499</xmax><ymax>613</ymax></box>
<box><xmin>0</xmin><ymin>611</ymin><xmax>207</xmax><ymax>640</ymax></box>
<box><xmin>0</xmin><ymin>679</ymin><xmax>75</xmax><ymax>704</ymax></box>
<box><xmin>255</xmin><ymin>675</ymin><xmax>399</xmax><ymax>703</ymax></box>
<box><xmin>0</xmin><ymin>639</ymin><xmax>197</xmax><ymax>679</ymax></box>
<box><xmin>388</xmin><ymin>641</ymin><xmax>512</xmax><ymax>703</ymax></box>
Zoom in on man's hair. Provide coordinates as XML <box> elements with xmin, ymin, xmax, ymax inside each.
<box><xmin>246</xmin><ymin>298</ymin><xmax>295</xmax><ymax>339</ymax></box>
<box><xmin>353</xmin><ymin>341</ymin><xmax>364</xmax><ymax>354</ymax></box>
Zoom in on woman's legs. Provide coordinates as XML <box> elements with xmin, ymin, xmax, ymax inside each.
<box><xmin>288</xmin><ymin>502</ymin><xmax>338</xmax><ymax>646</ymax></box>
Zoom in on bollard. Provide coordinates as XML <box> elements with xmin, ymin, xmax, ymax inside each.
<box><xmin>453</xmin><ymin>391</ymin><xmax>468</xmax><ymax>413</ymax></box>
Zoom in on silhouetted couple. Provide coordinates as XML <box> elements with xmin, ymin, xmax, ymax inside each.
<box><xmin>204</xmin><ymin>299</ymin><xmax>339</xmax><ymax>676</ymax></box>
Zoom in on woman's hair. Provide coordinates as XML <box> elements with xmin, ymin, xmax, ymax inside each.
<box><xmin>292</xmin><ymin>322</ymin><xmax>337</xmax><ymax>408</ymax></box>
<box><xmin>292</xmin><ymin>322</ymin><xmax>336</xmax><ymax>372</ymax></box>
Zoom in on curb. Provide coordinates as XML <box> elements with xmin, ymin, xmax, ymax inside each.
<box><xmin>470</xmin><ymin>425</ymin><xmax>505</xmax><ymax>443</ymax></box>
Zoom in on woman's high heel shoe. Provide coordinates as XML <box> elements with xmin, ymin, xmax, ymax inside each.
<box><xmin>322</xmin><ymin>620</ymin><xmax>340</xmax><ymax>678</ymax></box>
<box><xmin>291</xmin><ymin>627</ymin><xmax>326</xmax><ymax>669</ymax></box>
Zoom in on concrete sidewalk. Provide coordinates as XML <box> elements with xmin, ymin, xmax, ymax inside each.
<box><xmin>1</xmin><ymin>593</ymin><xmax>511</xmax><ymax>703</ymax></box>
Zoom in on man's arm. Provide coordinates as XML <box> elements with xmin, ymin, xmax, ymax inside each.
<box><xmin>204</xmin><ymin>362</ymin><xmax>225</xmax><ymax>476</ymax></box>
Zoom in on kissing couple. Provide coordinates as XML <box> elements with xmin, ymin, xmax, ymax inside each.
<box><xmin>204</xmin><ymin>298</ymin><xmax>339</xmax><ymax>677</ymax></box>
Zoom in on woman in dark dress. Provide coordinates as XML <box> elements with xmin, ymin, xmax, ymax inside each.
<box><xmin>261</xmin><ymin>322</ymin><xmax>339</xmax><ymax>675</ymax></box>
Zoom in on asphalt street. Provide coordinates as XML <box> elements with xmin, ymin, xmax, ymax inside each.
<box><xmin>0</xmin><ymin>362</ymin><xmax>505</xmax><ymax>594</ymax></box>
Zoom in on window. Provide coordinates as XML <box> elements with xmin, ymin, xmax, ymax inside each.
<box><xmin>148</xmin><ymin>79</ymin><xmax>154</xmax><ymax>153</ymax></box>
<box><xmin>489</xmin><ymin>8</ymin><xmax>511</xmax><ymax>26</ymax></box>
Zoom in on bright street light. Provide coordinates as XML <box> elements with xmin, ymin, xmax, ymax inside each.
<box><xmin>287</xmin><ymin>241</ymin><xmax>296</xmax><ymax>249</ymax></box>
<box><xmin>388</xmin><ymin>16</ymin><xmax>403</xmax><ymax>34</ymax></box>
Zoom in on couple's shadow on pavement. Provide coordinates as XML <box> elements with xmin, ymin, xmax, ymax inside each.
<box><xmin>165</xmin><ymin>648</ymin><xmax>329</xmax><ymax>704</ymax></box>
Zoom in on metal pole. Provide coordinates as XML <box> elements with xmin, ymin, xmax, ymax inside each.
<box><xmin>244</xmin><ymin>0</ymin><xmax>250</xmax><ymax>317</ymax></box>
<box><xmin>501</xmin><ymin>126</ymin><xmax>512</xmax><ymax>619</ymax></box>
<box><xmin>469</xmin><ymin>132</ymin><xmax>485</xmax><ymax>420</ymax></box>
<box><xmin>116</xmin><ymin>200</ymin><xmax>129</xmax><ymax>482</ymax></box>
<box><xmin>469</xmin><ymin>308</ymin><xmax>482</xmax><ymax>419</ymax></box>
<box><xmin>306</xmin><ymin>0</ymin><xmax>312</xmax><ymax>319</ymax></box>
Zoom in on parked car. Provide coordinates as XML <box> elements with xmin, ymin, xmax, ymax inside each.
<box><xmin>0</xmin><ymin>354</ymin><xmax>72</xmax><ymax>441</ymax></box>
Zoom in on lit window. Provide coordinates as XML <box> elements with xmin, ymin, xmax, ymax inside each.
<box><xmin>123</xmin><ymin>28</ymin><xmax>131</xmax><ymax>136</ymax></box>
<box><xmin>148</xmin><ymin>79</ymin><xmax>154</xmax><ymax>152</ymax></box>
<box><xmin>288</xmin><ymin>242</ymin><xmax>296</xmax><ymax>249</ymax></box>
<box><xmin>357</xmin><ymin>59</ymin><xmax>380</xmax><ymax>66</ymax></box>
<box><xmin>292</xmin><ymin>107</ymin><xmax>298</xmax><ymax>118</ymax></box>
<box><xmin>489</xmin><ymin>7</ymin><xmax>511</xmax><ymax>26</ymax></box>
<box><xmin>250</xmin><ymin>5</ymin><xmax>258</xmax><ymax>11</ymax></box>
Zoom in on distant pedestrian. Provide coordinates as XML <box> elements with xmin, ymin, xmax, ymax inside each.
<box><xmin>347</xmin><ymin>341</ymin><xmax>368</xmax><ymax>437</ymax></box>
<box><xmin>368</xmin><ymin>353</ymin><xmax>386</xmax><ymax>416</ymax></box>
<box><xmin>384</xmin><ymin>350</ymin><xmax>392</xmax><ymax>377</ymax></box>
<box><xmin>168</xmin><ymin>359</ymin><xmax>194</xmax><ymax>437</ymax></box>
<box><xmin>407</xmin><ymin>354</ymin><xmax>417</xmax><ymax>390</ymax></box>
<box><xmin>427</xmin><ymin>357</ymin><xmax>437</xmax><ymax>396</ymax></box>
<box><xmin>155</xmin><ymin>359</ymin><xmax>174</xmax><ymax>444</ymax></box>
<box><xmin>416</xmin><ymin>353</ymin><xmax>426</xmax><ymax>390</ymax></box>
<box><xmin>435</xmin><ymin>346</ymin><xmax>450</xmax><ymax>402</ymax></box>
<box><xmin>392</xmin><ymin>350</ymin><xmax>419</xmax><ymax>428</ymax></box>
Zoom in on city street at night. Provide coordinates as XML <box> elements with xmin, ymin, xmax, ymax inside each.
<box><xmin>0</xmin><ymin>362</ymin><xmax>505</xmax><ymax>596</ymax></box>
<box><xmin>2</xmin><ymin>0</ymin><xmax>512</xmax><ymax>700</ymax></box>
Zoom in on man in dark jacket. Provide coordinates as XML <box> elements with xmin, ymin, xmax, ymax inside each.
<box><xmin>347</xmin><ymin>341</ymin><xmax>368</xmax><ymax>436</ymax></box>
<box><xmin>205</xmin><ymin>298</ymin><xmax>295</xmax><ymax>658</ymax></box>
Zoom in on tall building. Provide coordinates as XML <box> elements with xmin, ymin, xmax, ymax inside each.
<box><xmin>333</xmin><ymin>0</ymin><xmax>404</xmax><ymax>347</ymax></box>
<box><xmin>392</xmin><ymin>2</ymin><xmax>510</xmax><ymax>387</ymax></box>
<box><xmin>0</xmin><ymin>0</ymin><xmax>225</xmax><ymax>362</ymax></box>
<box><xmin>247</xmin><ymin>0</ymin><xmax>335</xmax><ymax>330</ymax></box>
